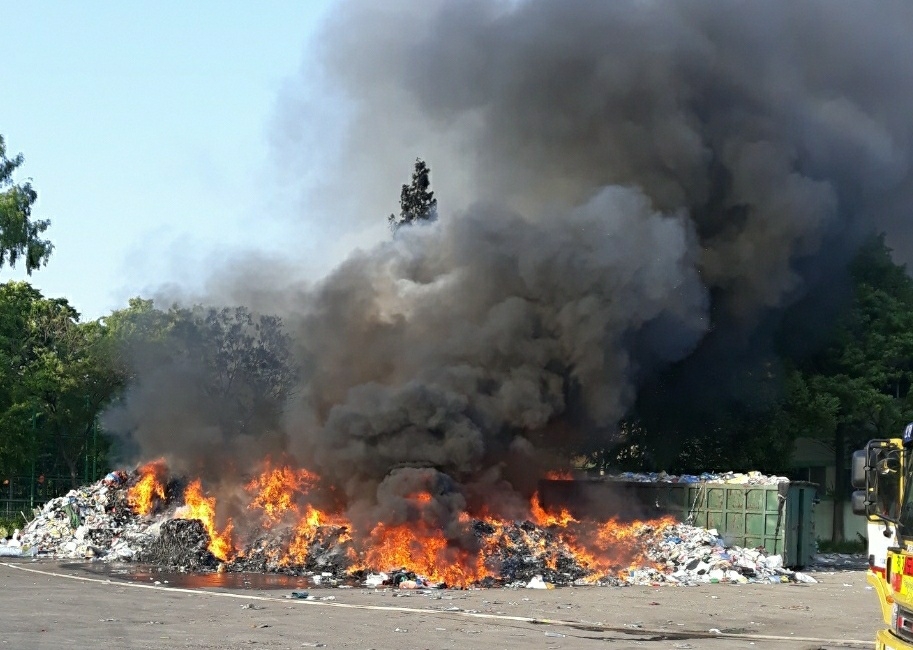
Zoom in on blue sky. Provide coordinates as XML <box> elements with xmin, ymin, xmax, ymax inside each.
<box><xmin>0</xmin><ymin>1</ymin><xmax>335</xmax><ymax>319</ymax></box>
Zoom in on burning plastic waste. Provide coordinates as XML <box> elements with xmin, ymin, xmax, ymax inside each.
<box><xmin>246</xmin><ymin>464</ymin><xmax>319</xmax><ymax>525</ymax></box>
<box><xmin>127</xmin><ymin>459</ymin><xmax>167</xmax><ymax>516</ymax></box>
<box><xmin>175</xmin><ymin>479</ymin><xmax>235</xmax><ymax>561</ymax></box>
<box><xmin>12</xmin><ymin>462</ymin><xmax>824</xmax><ymax>588</ymax></box>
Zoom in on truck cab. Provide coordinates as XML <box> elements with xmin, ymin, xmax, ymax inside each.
<box><xmin>853</xmin><ymin>431</ymin><xmax>912</xmax><ymax>649</ymax></box>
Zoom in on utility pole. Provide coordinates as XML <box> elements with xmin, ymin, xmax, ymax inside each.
<box><xmin>92</xmin><ymin>419</ymin><xmax>98</xmax><ymax>480</ymax></box>
<box><xmin>30</xmin><ymin>413</ymin><xmax>37</xmax><ymax>509</ymax></box>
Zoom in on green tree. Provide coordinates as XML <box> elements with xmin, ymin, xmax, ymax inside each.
<box><xmin>783</xmin><ymin>237</ymin><xmax>913</xmax><ymax>540</ymax></box>
<box><xmin>0</xmin><ymin>282</ymin><xmax>47</xmax><ymax>476</ymax></box>
<box><xmin>0</xmin><ymin>136</ymin><xmax>52</xmax><ymax>274</ymax></box>
<box><xmin>591</xmin><ymin>235</ymin><xmax>913</xmax><ymax>542</ymax></box>
<box><xmin>105</xmin><ymin>300</ymin><xmax>296</xmax><ymax>438</ymax></box>
<box><xmin>24</xmin><ymin>304</ymin><xmax>124</xmax><ymax>485</ymax></box>
<box><xmin>0</xmin><ymin>283</ymin><xmax>123</xmax><ymax>486</ymax></box>
<box><xmin>388</xmin><ymin>158</ymin><xmax>437</xmax><ymax>232</ymax></box>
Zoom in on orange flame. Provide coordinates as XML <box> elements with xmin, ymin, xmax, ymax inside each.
<box><xmin>130</xmin><ymin>456</ymin><xmax>681</xmax><ymax>586</ymax></box>
<box><xmin>246</xmin><ymin>464</ymin><xmax>319</xmax><ymax>524</ymax></box>
<box><xmin>286</xmin><ymin>505</ymin><xmax>351</xmax><ymax>565</ymax></box>
<box><xmin>177</xmin><ymin>479</ymin><xmax>235</xmax><ymax>561</ymax></box>
<box><xmin>544</xmin><ymin>470</ymin><xmax>574</xmax><ymax>480</ymax></box>
<box><xmin>525</xmin><ymin>492</ymin><xmax>676</xmax><ymax>582</ymax></box>
<box><xmin>362</xmin><ymin>521</ymin><xmax>490</xmax><ymax>587</ymax></box>
<box><xmin>128</xmin><ymin>459</ymin><xmax>168</xmax><ymax>516</ymax></box>
<box><xmin>530</xmin><ymin>491</ymin><xmax>577</xmax><ymax>527</ymax></box>
<box><xmin>348</xmin><ymin>492</ymin><xmax>491</xmax><ymax>587</ymax></box>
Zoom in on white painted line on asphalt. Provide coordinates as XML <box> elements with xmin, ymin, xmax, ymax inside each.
<box><xmin>1</xmin><ymin>561</ymin><xmax>874</xmax><ymax>647</ymax></box>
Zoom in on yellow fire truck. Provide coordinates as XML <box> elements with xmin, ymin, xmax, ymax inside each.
<box><xmin>853</xmin><ymin>430</ymin><xmax>913</xmax><ymax>649</ymax></box>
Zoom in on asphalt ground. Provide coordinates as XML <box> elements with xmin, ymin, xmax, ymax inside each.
<box><xmin>0</xmin><ymin>559</ymin><xmax>882</xmax><ymax>650</ymax></box>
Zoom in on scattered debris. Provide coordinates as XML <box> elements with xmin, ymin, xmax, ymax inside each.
<box><xmin>102</xmin><ymin>471</ymin><xmax>128</xmax><ymax>488</ymax></box>
<box><xmin>808</xmin><ymin>553</ymin><xmax>867</xmax><ymax>571</ymax></box>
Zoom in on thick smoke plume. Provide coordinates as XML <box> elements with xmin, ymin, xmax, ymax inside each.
<box><xmin>110</xmin><ymin>1</ymin><xmax>913</xmax><ymax>540</ymax></box>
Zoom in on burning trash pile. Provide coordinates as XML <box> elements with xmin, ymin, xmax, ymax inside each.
<box><xmin>5</xmin><ymin>461</ymin><xmax>815</xmax><ymax>587</ymax></box>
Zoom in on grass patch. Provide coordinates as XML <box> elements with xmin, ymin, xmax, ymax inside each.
<box><xmin>817</xmin><ymin>538</ymin><xmax>866</xmax><ymax>554</ymax></box>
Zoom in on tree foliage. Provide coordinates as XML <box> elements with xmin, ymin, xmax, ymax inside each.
<box><xmin>781</xmin><ymin>236</ymin><xmax>913</xmax><ymax>539</ymax></box>
<box><xmin>388</xmin><ymin>158</ymin><xmax>437</xmax><ymax>232</ymax></box>
<box><xmin>105</xmin><ymin>299</ymin><xmax>296</xmax><ymax>438</ymax></box>
<box><xmin>0</xmin><ymin>283</ymin><xmax>122</xmax><ymax>485</ymax></box>
<box><xmin>598</xmin><ymin>235</ymin><xmax>913</xmax><ymax>540</ymax></box>
<box><xmin>0</xmin><ymin>291</ymin><xmax>297</xmax><ymax>490</ymax></box>
<box><xmin>0</xmin><ymin>136</ymin><xmax>53</xmax><ymax>275</ymax></box>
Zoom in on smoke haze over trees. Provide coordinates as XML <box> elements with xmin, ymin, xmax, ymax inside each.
<box><xmin>101</xmin><ymin>0</ymin><xmax>913</xmax><ymax>539</ymax></box>
<box><xmin>6</xmin><ymin>2</ymin><xmax>913</xmax><ymax>543</ymax></box>
<box><xmin>389</xmin><ymin>159</ymin><xmax>438</xmax><ymax>232</ymax></box>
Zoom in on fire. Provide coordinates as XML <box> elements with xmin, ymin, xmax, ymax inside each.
<box><xmin>544</xmin><ymin>470</ymin><xmax>574</xmax><ymax>480</ymax></box>
<box><xmin>246</xmin><ymin>464</ymin><xmax>319</xmax><ymax>524</ymax></box>
<box><xmin>122</xmin><ymin>459</ymin><xmax>681</xmax><ymax>586</ymax></box>
<box><xmin>287</xmin><ymin>505</ymin><xmax>351</xmax><ymax>564</ymax></box>
<box><xmin>176</xmin><ymin>479</ymin><xmax>235</xmax><ymax>561</ymax></box>
<box><xmin>350</xmin><ymin>492</ymin><xmax>491</xmax><ymax>587</ymax></box>
<box><xmin>362</xmin><ymin>521</ymin><xmax>490</xmax><ymax>587</ymax></box>
<box><xmin>525</xmin><ymin>491</ymin><xmax>676</xmax><ymax>582</ymax></box>
<box><xmin>128</xmin><ymin>459</ymin><xmax>167</xmax><ymax>516</ymax></box>
<box><xmin>530</xmin><ymin>491</ymin><xmax>577</xmax><ymax>527</ymax></box>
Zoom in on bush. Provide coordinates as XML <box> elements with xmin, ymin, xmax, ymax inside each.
<box><xmin>0</xmin><ymin>515</ymin><xmax>26</xmax><ymax>536</ymax></box>
<box><xmin>817</xmin><ymin>538</ymin><xmax>866</xmax><ymax>554</ymax></box>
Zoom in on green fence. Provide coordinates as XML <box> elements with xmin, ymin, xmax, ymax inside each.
<box><xmin>1</xmin><ymin>426</ymin><xmax>108</xmax><ymax>521</ymax></box>
<box><xmin>0</xmin><ymin>474</ymin><xmax>101</xmax><ymax>520</ymax></box>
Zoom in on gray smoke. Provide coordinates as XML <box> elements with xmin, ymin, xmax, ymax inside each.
<box><xmin>285</xmin><ymin>188</ymin><xmax>706</xmax><ymax>528</ymax></box>
<box><xmin>111</xmin><ymin>0</ymin><xmax>913</xmax><ymax>540</ymax></box>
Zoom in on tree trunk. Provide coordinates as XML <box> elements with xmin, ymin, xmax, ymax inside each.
<box><xmin>832</xmin><ymin>427</ymin><xmax>846</xmax><ymax>543</ymax></box>
<box><xmin>66</xmin><ymin>456</ymin><xmax>79</xmax><ymax>489</ymax></box>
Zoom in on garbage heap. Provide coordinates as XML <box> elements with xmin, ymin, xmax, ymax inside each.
<box><xmin>5</xmin><ymin>474</ymin><xmax>818</xmax><ymax>587</ymax></box>
<box><xmin>472</xmin><ymin>519</ymin><xmax>814</xmax><ymax>587</ymax></box>
<box><xmin>17</xmin><ymin>479</ymin><xmax>154</xmax><ymax>561</ymax></box>
<box><xmin>630</xmin><ymin>523</ymin><xmax>817</xmax><ymax>586</ymax></box>
<box><xmin>605</xmin><ymin>470</ymin><xmax>789</xmax><ymax>485</ymax></box>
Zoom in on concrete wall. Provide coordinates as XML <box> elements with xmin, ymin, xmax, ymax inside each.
<box><xmin>791</xmin><ymin>437</ymin><xmax>865</xmax><ymax>543</ymax></box>
<box><xmin>815</xmin><ymin>498</ymin><xmax>867</xmax><ymax>543</ymax></box>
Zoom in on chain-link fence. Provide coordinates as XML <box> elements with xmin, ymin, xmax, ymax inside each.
<box><xmin>0</xmin><ymin>475</ymin><xmax>83</xmax><ymax>520</ymax></box>
<box><xmin>1</xmin><ymin>424</ymin><xmax>108</xmax><ymax>522</ymax></box>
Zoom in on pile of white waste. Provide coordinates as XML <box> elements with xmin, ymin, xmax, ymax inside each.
<box><xmin>12</xmin><ymin>479</ymin><xmax>157</xmax><ymax>561</ymax></box>
<box><xmin>626</xmin><ymin>522</ymin><xmax>818</xmax><ymax>585</ymax></box>
<box><xmin>605</xmin><ymin>470</ymin><xmax>788</xmax><ymax>485</ymax></box>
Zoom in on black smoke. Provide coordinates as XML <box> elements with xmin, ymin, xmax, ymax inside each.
<box><xmin>110</xmin><ymin>0</ymin><xmax>913</xmax><ymax>540</ymax></box>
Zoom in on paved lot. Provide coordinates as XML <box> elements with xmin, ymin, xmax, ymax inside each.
<box><xmin>0</xmin><ymin>559</ymin><xmax>881</xmax><ymax>649</ymax></box>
